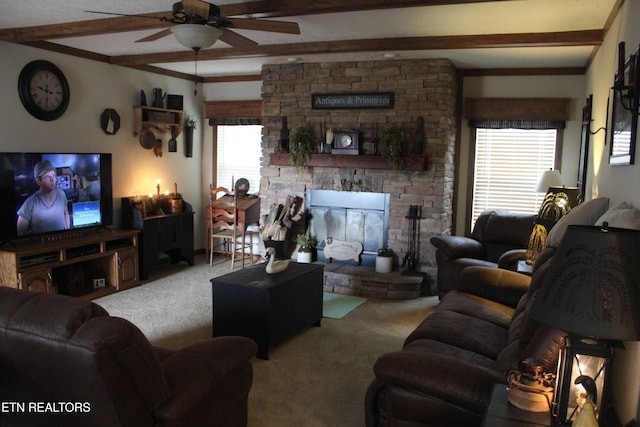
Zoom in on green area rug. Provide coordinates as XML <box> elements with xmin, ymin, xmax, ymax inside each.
<box><xmin>323</xmin><ymin>292</ymin><xmax>367</xmax><ymax>319</ymax></box>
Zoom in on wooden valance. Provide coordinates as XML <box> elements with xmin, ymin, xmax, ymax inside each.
<box><xmin>204</xmin><ymin>100</ymin><xmax>262</xmax><ymax>119</ymax></box>
<box><xmin>465</xmin><ymin>98</ymin><xmax>571</xmax><ymax>121</ymax></box>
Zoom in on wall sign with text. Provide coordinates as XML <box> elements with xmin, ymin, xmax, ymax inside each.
<box><xmin>311</xmin><ymin>92</ymin><xmax>394</xmax><ymax>110</ymax></box>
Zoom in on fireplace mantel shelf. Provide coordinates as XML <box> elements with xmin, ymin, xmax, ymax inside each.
<box><xmin>269</xmin><ymin>153</ymin><xmax>427</xmax><ymax>171</ymax></box>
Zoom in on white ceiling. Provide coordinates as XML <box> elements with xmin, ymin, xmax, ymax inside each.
<box><xmin>0</xmin><ymin>0</ymin><xmax>619</xmax><ymax>79</ymax></box>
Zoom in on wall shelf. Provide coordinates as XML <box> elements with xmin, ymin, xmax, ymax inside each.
<box><xmin>269</xmin><ymin>153</ymin><xmax>427</xmax><ymax>171</ymax></box>
<box><xmin>133</xmin><ymin>106</ymin><xmax>183</xmax><ymax>137</ymax></box>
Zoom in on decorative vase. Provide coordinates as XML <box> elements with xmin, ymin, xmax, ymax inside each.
<box><xmin>297</xmin><ymin>247</ymin><xmax>313</xmax><ymax>263</ymax></box>
<box><xmin>184</xmin><ymin>126</ymin><xmax>194</xmax><ymax>158</ymax></box>
<box><xmin>375</xmin><ymin>249</ymin><xmax>393</xmax><ymax>273</ymax></box>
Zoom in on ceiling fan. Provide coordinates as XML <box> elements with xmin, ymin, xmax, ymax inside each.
<box><xmin>87</xmin><ymin>0</ymin><xmax>300</xmax><ymax>94</ymax></box>
<box><xmin>86</xmin><ymin>0</ymin><xmax>300</xmax><ymax>49</ymax></box>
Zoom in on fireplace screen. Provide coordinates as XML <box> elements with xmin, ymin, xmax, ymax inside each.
<box><xmin>306</xmin><ymin>190</ymin><xmax>390</xmax><ymax>266</ymax></box>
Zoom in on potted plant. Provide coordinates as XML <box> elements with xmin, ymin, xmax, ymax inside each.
<box><xmin>378</xmin><ymin>125</ymin><xmax>404</xmax><ymax>170</ymax></box>
<box><xmin>289</xmin><ymin>122</ymin><xmax>315</xmax><ymax>169</ymax></box>
<box><xmin>295</xmin><ymin>231</ymin><xmax>317</xmax><ymax>263</ymax></box>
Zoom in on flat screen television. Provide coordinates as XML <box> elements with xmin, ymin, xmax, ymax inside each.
<box><xmin>0</xmin><ymin>152</ymin><xmax>113</xmax><ymax>242</ymax></box>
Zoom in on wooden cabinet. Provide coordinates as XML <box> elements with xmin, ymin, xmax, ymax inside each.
<box><xmin>116</xmin><ymin>246</ymin><xmax>138</xmax><ymax>290</ymax></box>
<box><xmin>0</xmin><ymin>229</ymin><xmax>139</xmax><ymax>299</ymax></box>
<box><xmin>19</xmin><ymin>266</ymin><xmax>53</xmax><ymax>293</ymax></box>
<box><xmin>133</xmin><ymin>106</ymin><xmax>183</xmax><ymax>137</ymax></box>
<box><xmin>121</xmin><ymin>197</ymin><xmax>194</xmax><ymax>280</ymax></box>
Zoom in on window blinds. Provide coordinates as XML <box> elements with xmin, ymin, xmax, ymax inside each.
<box><xmin>216</xmin><ymin>125</ymin><xmax>262</xmax><ymax>194</ymax></box>
<box><xmin>471</xmin><ymin>128</ymin><xmax>558</xmax><ymax>229</ymax></box>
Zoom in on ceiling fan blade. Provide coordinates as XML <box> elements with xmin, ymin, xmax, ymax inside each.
<box><xmin>182</xmin><ymin>0</ymin><xmax>212</xmax><ymax>18</ymax></box>
<box><xmin>219</xmin><ymin>28</ymin><xmax>258</xmax><ymax>49</ymax></box>
<box><xmin>85</xmin><ymin>10</ymin><xmax>169</xmax><ymax>22</ymax></box>
<box><xmin>136</xmin><ymin>28</ymin><xmax>173</xmax><ymax>43</ymax></box>
<box><xmin>226</xmin><ymin>18</ymin><xmax>300</xmax><ymax>35</ymax></box>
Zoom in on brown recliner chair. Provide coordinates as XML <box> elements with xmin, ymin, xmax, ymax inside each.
<box><xmin>430</xmin><ymin>209</ymin><xmax>535</xmax><ymax>298</ymax></box>
<box><xmin>0</xmin><ymin>287</ymin><xmax>257</xmax><ymax>427</ymax></box>
<box><xmin>364</xmin><ymin>246</ymin><xmax>565</xmax><ymax>427</ymax></box>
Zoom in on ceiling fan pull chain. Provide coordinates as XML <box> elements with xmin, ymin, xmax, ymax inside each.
<box><xmin>193</xmin><ymin>47</ymin><xmax>200</xmax><ymax>96</ymax></box>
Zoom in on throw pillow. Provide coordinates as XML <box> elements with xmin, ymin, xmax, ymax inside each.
<box><xmin>595</xmin><ymin>201</ymin><xmax>640</xmax><ymax>230</ymax></box>
<box><xmin>546</xmin><ymin>197</ymin><xmax>609</xmax><ymax>248</ymax></box>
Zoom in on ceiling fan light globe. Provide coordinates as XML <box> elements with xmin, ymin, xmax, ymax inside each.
<box><xmin>172</xmin><ymin>24</ymin><xmax>221</xmax><ymax>49</ymax></box>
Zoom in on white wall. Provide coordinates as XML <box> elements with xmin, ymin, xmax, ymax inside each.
<box><xmin>584</xmin><ymin>1</ymin><xmax>640</xmax><ymax>423</ymax></box>
<box><xmin>0</xmin><ymin>42</ymin><xmax>208</xmax><ymax>250</ymax></box>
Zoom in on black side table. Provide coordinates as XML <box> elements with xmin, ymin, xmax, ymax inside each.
<box><xmin>482</xmin><ymin>384</ymin><xmax>551</xmax><ymax>427</ymax></box>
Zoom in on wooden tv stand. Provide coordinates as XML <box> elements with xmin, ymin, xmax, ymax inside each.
<box><xmin>0</xmin><ymin>229</ymin><xmax>139</xmax><ymax>299</ymax></box>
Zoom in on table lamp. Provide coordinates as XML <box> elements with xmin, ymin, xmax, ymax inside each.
<box><xmin>535</xmin><ymin>169</ymin><xmax>564</xmax><ymax>193</ymax></box>
<box><xmin>526</xmin><ymin>186</ymin><xmax>582</xmax><ymax>264</ymax></box>
<box><xmin>529</xmin><ymin>224</ymin><xmax>640</xmax><ymax>425</ymax></box>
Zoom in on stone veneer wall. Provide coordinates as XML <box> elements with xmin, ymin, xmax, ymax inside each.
<box><xmin>260</xmin><ymin>59</ymin><xmax>457</xmax><ymax>288</ymax></box>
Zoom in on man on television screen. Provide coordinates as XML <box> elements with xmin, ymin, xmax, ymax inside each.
<box><xmin>72</xmin><ymin>154</ymin><xmax>101</xmax><ymax>202</ymax></box>
<box><xmin>16</xmin><ymin>160</ymin><xmax>70</xmax><ymax>236</ymax></box>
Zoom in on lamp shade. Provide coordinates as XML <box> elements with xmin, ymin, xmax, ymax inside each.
<box><xmin>529</xmin><ymin>224</ymin><xmax>640</xmax><ymax>341</ymax></box>
<box><xmin>172</xmin><ymin>24</ymin><xmax>222</xmax><ymax>49</ymax></box>
<box><xmin>535</xmin><ymin>169</ymin><xmax>564</xmax><ymax>192</ymax></box>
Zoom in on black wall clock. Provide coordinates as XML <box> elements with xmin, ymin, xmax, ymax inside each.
<box><xmin>332</xmin><ymin>129</ymin><xmax>360</xmax><ymax>155</ymax></box>
<box><xmin>18</xmin><ymin>60</ymin><xmax>70</xmax><ymax>121</ymax></box>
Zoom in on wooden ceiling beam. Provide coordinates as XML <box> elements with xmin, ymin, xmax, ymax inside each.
<box><xmin>0</xmin><ymin>13</ymin><xmax>171</xmax><ymax>42</ymax></box>
<box><xmin>0</xmin><ymin>0</ymin><xmax>523</xmax><ymax>42</ymax></box>
<box><xmin>110</xmin><ymin>30</ymin><xmax>604</xmax><ymax>66</ymax></box>
<box><xmin>220</xmin><ymin>0</ymin><xmax>517</xmax><ymax>18</ymax></box>
<box><xmin>459</xmin><ymin>67</ymin><xmax>586</xmax><ymax>77</ymax></box>
<box><xmin>203</xmin><ymin>75</ymin><xmax>262</xmax><ymax>83</ymax></box>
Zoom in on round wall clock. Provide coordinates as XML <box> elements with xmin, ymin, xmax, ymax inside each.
<box><xmin>18</xmin><ymin>60</ymin><xmax>70</xmax><ymax>121</ymax></box>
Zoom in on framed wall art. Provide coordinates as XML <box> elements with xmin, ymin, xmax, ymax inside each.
<box><xmin>608</xmin><ymin>44</ymin><xmax>639</xmax><ymax>165</ymax></box>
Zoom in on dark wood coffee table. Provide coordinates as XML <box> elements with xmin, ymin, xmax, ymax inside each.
<box><xmin>210</xmin><ymin>262</ymin><xmax>324</xmax><ymax>359</ymax></box>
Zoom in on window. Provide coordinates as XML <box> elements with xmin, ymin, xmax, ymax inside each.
<box><xmin>216</xmin><ymin>125</ymin><xmax>262</xmax><ymax>193</ymax></box>
<box><xmin>471</xmin><ymin>128</ymin><xmax>559</xmax><ymax>229</ymax></box>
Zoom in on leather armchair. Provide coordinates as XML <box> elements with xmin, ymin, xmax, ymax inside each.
<box><xmin>0</xmin><ymin>287</ymin><xmax>257</xmax><ymax>427</ymax></box>
<box><xmin>430</xmin><ymin>209</ymin><xmax>535</xmax><ymax>298</ymax></box>
<box><xmin>365</xmin><ymin>246</ymin><xmax>566</xmax><ymax>427</ymax></box>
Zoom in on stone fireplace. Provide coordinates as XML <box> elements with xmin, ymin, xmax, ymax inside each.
<box><xmin>260</xmin><ymin>59</ymin><xmax>457</xmax><ymax>287</ymax></box>
<box><xmin>306</xmin><ymin>189</ymin><xmax>390</xmax><ymax>267</ymax></box>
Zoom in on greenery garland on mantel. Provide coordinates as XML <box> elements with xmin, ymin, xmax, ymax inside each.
<box><xmin>378</xmin><ymin>125</ymin><xmax>405</xmax><ymax>170</ymax></box>
<box><xmin>289</xmin><ymin>122</ymin><xmax>315</xmax><ymax>170</ymax></box>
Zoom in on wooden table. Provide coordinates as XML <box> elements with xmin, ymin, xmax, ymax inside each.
<box><xmin>481</xmin><ymin>384</ymin><xmax>551</xmax><ymax>427</ymax></box>
<box><xmin>210</xmin><ymin>262</ymin><xmax>323</xmax><ymax>359</ymax></box>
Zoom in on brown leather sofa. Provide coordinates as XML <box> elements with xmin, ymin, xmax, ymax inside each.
<box><xmin>430</xmin><ymin>209</ymin><xmax>536</xmax><ymax>298</ymax></box>
<box><xmin>0</xmin><ymin>287</ymin><xmax>257</xmax><ymax>427</ymax></box>
<box><xmin>364</xmin><ymin>246</ymin><xmax>565</xmax><ymax>427</ymax></box>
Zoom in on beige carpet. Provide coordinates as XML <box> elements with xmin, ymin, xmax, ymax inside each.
<box><xmin>94</xmin><ymin>255</ymin><xmax>438</xmax><ymax>427</ymax></box>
